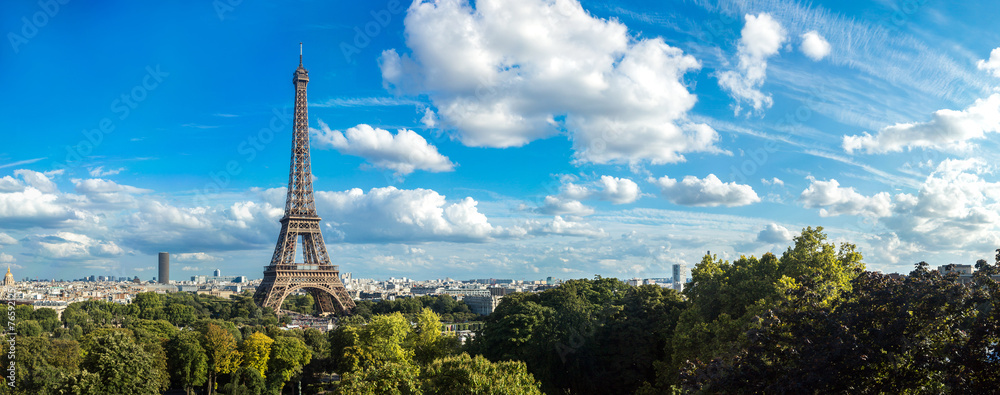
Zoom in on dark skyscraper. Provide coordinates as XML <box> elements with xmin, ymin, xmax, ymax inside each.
<box><xmin>158</xmin><ymin>252</ymin><xmax>169</xmax><ymax>284</ymax></box>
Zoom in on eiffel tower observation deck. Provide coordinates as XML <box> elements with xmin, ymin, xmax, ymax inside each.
<box><xmin>253</xmin><ymin>44</ymin><xmax>355</xmax><ymax>315</ymax></box>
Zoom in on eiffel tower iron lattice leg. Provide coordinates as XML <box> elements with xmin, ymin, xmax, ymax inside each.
<box><xmin>253</xmin><ymin>44</ymin><xmax>355</xmax><ymax>315</ymax></box>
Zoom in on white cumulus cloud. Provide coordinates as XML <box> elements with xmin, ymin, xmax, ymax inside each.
<box><xmin>799</xmin><ymin>178</ymin><xmax>892</xmax><ymax>217</ymax></box>
<box><xmin>649</xmin><ymin>174</ymin><xmax>760</xmax><ymax>207</ymax></box>
<box><xmin>717</xmin><ymin>13</ymin><xmax>787</xmax><ymax>115</ymax></box>
<box><xmin>29</xmin><ymin>232</ymin><xmax>125</xmax><ymax>259</ymax></box>
<box><xmin>13</xmin><ymin>169</ymin><xmax>58</xmax><ymax>194</ymax></box>
<box><xmin>380</xmin><ymin>0</ymin><xmax>721</xmax><ymax>164</ymax></box>
<box><xmin>977</xmin><ymin>47</ymin><xmax>1000</xmax><ymax>78</ymax></box>
<box><xmin>799</xmin><ymin>31</ymin><xmax>831</xmax><ymax>61</ymax></box>
<box><xmin>525</xmin><ymin>175</ymin><xmax>641</xmax><ymax>216</ymax></box>
<box><xmin>756</xmin><ymin>223</ymin><xmax>794</xmax><ymax>244</ymax></box>
<box><xmin>315</xmin><ymin>186</ymin><xmax>516</xmax><ymax>243</ymax></box>
<box><xmin>311</xmin><ymin>122</ymin><xmax>454</xmax><ymax>176</ymax></box>
<box><xmin>526</xmin><ymin>216</ymin><xmax>607</xmax><ymax>238</ymax></box>
<box><xmin>594</xmin><ymin>176</ymin><xmax>641</xmax><ymax>204</ymax></box>
<box><xmin>843</xmin><ymin>94</ymin><xmax>1000</xmax><ymax>154</ymax></box>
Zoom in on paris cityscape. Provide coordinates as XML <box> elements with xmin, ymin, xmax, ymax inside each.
<box><xmin>4</xmin><ymin>0</ymin><xmax>1000</xmax><ymax>393</ymax></box>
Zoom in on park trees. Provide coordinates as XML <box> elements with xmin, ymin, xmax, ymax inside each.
<box><xmin>166</xmin><ymin>330</ymin><xmax>208</xmax><ymax>395</ymax></box>
<box><xmin>240</xmin><ymin>331</ymin><xmax>275</xmax><ymax>377</ymax></box>
<box><xmin>201</xmin><ymin>323</ymin><xmax>240</xmax><ymax>395</ymax></box>
<box><xmin>79</xmin><ymin>328</ymin><xmax>168</xmax><ymax>394</ymax></box>
<box><xmin>420</xmin><ymin>353</ymin><xmax>542</xmax><ymax>395</ymax></box>
<box><xmin>679</xmin><ymin>261</ymin><xmax>1000</xmax><ymax>393</ymax></box>
<box><xmin>473</xmin><ymin>277</ymin><xmax>683</xmax><ymax>394</ymax></box>
<box><xmin>266</xmin><ymin>335</ymin><xmax>312</xmax><ymax>394</ymax></box>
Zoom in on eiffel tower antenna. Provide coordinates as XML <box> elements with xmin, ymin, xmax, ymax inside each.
<box><xmin>253</xmin><ymin>45</ymin><xmax>355</xmax><ymax>315</ymax></box>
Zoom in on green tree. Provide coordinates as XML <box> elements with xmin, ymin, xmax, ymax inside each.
<box><xmin>240</xmin><ymin>331</ymin><xmax>274</xmax><ymax>377</ymax></box>
<box><xmin>80</xmin><ymin>328</ymin><xmax>169</xmax><ymax>394</ymax></box>
<box><xmin>421</xmin><ymin>353</ymin><xmax>543</xmax><ymax>395</ymax></box>
<box><xmin>336</xmin><ymin>362</ymin><xmax>422</xmax><ymax>395</ymax></box>
<box><xmin>34</xmin><ymin>307</ymin><xmax>60</xmax><ymax>332</ymax></box>
<box><xmin>126</xmin><ymin>319</ymin><xmax>178</xmax><ymax>344</ymax></box>
<box><xmin>202</xmin><ymin>323</ymin><xmax>241</xmax><ymax>395</ymax></box>
<box><xmin>221</xmin><ymin>366</ymin><xmax>267</xmax><ymax>395</ymax></box>
<box><xmin>674</xmin><ymin>252</ymin><xmax>1000</xmax><ymax>394</ymax></box>
<box><xmin>133</xmin><ymin>292</ymin><xmax>165</xmax><ymax>320</ymax></box>
<box><xmin>15</xmin><ymin>320</ymin><xmax>42</xmax><ymax>337</ymax></box>
<box><xmin>408</xmin><ymin>308</ymin><xmax>451</xmax><ymax>365</ymax></box>
<box><xmin>49</xmin><ymin>338</ymin><xmax>82</xmax><ymax>371</ymax></box>
<box><xmin>347</xmin><ymin>312</ymin><xmax>413</xmax><ymax>371</ymax></box>
<box><xmin>166</xmin><ymin>330</ymin><xmax>208</xmax><ymax>395</ymax></box>
<box><xmin>266</xmin><ymin>336</ymin><xmax>312</xmax><ymax>394</ymax></box>
<box><xmin>662</xmin><ymin>227</ymin><xmax>865</xmax><ymax>389</ymax></box>
<box><xmin>166</xmin><ymin>303</ymin><xmax>198</xmax><ymax>327</ymax></box>
<box><xmin>0</xmin><ymin>335</ymin><xmax>51</xmax><ymax>393</ymax></box>
<box><xmin>473</xmin><ymin>277</ymin><xmax>655</xmax><ymax>394</ymax></box>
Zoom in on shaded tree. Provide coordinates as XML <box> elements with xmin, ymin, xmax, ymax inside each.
<box><xmin>80</xmin><ymin>328</ymin><xmax>168</xmax><ymax>394</ymax></box>
<box><xmin>421</xmin><ymin>353</ymin><xmax>542</xmax><ymax>395</ymax></box>
<box><xmin>202</xmin><ymin>323</ymin><xmax>241</xmax><ymax>395</ymax></box>
<box><xmin>266</xmin><ymin>336</ymin><xmax>312</xmax><ymax>394</ymax></box>
<box><xmin>166</xmin><ymin>330</ymin><xmax>208</xmax><ymax>395</ymax></box>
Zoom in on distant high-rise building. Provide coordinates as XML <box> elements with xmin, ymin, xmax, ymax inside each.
<box><xmin>214</xmin><ymin>268</ymin><xmax>221</xmax><ymax>277</ymax></box>
<box><xmin>672</xmin><ymin>264</ymin><xmax>685</xmax><ymax>292</ymax></box>
<box><xmin>158</xmin><ymin>252</ymin><xmax>170</xmax><ymax>284</ymax></box>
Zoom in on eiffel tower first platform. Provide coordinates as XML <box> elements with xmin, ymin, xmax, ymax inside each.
<box><xmin>253</xmin><ymin>44</ymin><xmax>355</xmax><ymax>315</ymax></box>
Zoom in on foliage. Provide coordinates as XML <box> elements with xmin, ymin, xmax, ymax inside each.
<box><xmin>221</xmin><ymin>366</ymin><xmax>266</xmax><ymax>395</ymax></box>
<box><xmin>420</xmin><ymin>353</ymin><xmax>543</xmax><ymax>395</ymax></box>
<box><xmin>79</xmin><ymin>328</ymin><xmax>169</xmax><ymax>394</ymax></box>
<box><xmin>266</xmin><ymin>335</ymin><xmax>312</xmax><ymax>394</ymax></box>
<box><xmin>166</xmin><ymin>330</ymin><xmax>208</xmax><ymax>395</ymax></box>
<box><xmin>282</xmin><ymin>294</ymin><xmax>315</xmax><ymax>314</ymax></box>
<box><xmin>408</xmin><ymin>308</ymin><xmax>452</xmax><ymax>365</ymax></box>
<box><xmin>472</xmin><ymin>276</ymin><xmax>681</xmax><ymax>394</ymax></box>
<box><xmin>353</xmin><ymin>294</ymin><xmax>480</xmax><ymax>322</ymax></box>
<box><xmin>662</xmin><ymin>226</ymin><xmax>865</xmax><ymax>389</ymax></box>
<box><xmin>680</xmin><ymin>261</ymin><xmax>1000</xmax><ymax>393</ymax></box>
<box><xmin>336</xmin><ymin>362</ymin><xmax>422</xmax><ymax>395</ymax></box>
<box><xmin>202</xmin><ymin>323</ymin><xmax>241</xmax><ymax>395</ymax></box>
<box><xmin>240</xmin><ymin>331</ymin><xmax>274</xmax><ymax>377</ymax></box>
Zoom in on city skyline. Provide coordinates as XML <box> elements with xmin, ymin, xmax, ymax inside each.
<box><xmin>4</xmin><ymin>0</ymin><xmax>1000</xmax><ymax>281</ymax></box>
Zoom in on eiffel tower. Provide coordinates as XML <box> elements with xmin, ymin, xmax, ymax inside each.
<box><xmin>253</xmin><ymin>44</ymin><xmax>355</xmax><ymax>315</ymax></box>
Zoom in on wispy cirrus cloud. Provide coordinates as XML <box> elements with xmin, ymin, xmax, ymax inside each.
<box><xmin>312</xmin><ymin>97</ymin><xmax>423</xmax><ymax>108</ymax></box>
<box><xmin>0</xmin><ymin>158</ymin><xmax>45</xmax><ymax>170</ymax></box>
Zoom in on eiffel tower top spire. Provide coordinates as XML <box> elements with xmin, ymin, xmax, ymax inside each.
<box><xmin>285</xmin><ymin>43</ymin><xmax>315</xmax><ymax>219</ymax></box>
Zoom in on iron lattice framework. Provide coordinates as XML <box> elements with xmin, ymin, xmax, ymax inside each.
<box><xmin>253</xmin><ymin>46</ymin><xmax>355</xmax><ymax>315</ymax></box>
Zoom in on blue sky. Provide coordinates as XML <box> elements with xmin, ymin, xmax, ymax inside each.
<box><xmin>3</xmin><ymin>0</ymin><xmax>1000</xmax><ymax>281</ymax></box>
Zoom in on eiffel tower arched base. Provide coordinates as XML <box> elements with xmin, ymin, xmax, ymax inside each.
<box><xmin>253</xmin><ymin>267</ymin><xmax>355</xmax><ymax>315</ymax></box>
